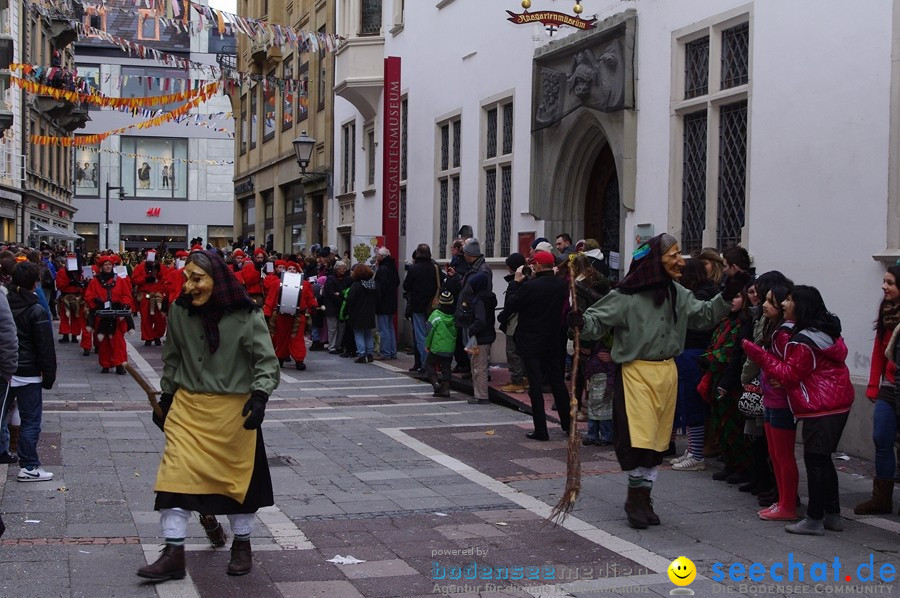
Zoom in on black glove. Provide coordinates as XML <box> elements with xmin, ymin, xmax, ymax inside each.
<box><xmin>152</xmin><ymin>392</ymin><xmax>174</xmax><ymax>431</ymax></box>
<box><xmin>41</xmin><ymin>375</ymin><xmax>55</xmax><ymax>390</ymax></box>
<box><xmin>93</xmin><ymin>298</ymin><xmax>103</xmax><ymax>308</ymax></box>
<box><xmin>721</xmin><ymin>270</ymin><xmax>752</xmax><ymax>302</ymax></box>
<box><xmin>567</xmin><ymin>309</ymin><xmax>585</xmax><ymax>330</ymax></box>
<box><xmin>242</xmin><ymin>390</ymin><xmax>268</xmax><ymax>430</ymax></box>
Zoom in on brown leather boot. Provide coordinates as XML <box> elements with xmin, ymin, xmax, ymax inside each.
<box><xmin>136</xmin><ymin>544</ymin><xmax>185</xmax><ymax>581</ymax></box>
<box><xmin>624</xmin><ymin>486</ymin><xmax>649</xmax><ymax>529</ymax></box>
<box><xmin>227</xmin><ymin>539</ymin><xmax>252</xmax><ymax>576</ymax></box>
<box><xmin>854</xmin><ymin>478</ymin><xmax>894</xmax><ymax>515</ymax></box>
<box><xmin>199</xmin><ymin>514</ymin><xmax>227</xmax><ymax>547</ymax></box>
<box><xmin>641</xmin><ymin>487</ymin><xmax>660</xmax><ymax>526</ymax></box>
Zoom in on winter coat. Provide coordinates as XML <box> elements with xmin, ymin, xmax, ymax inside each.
<box><xmin>503</xmin><ymin>270</ymin><xmax>568</xmax><ymax>359</ymax></box>
<box><xmin>867</xmin><ymin>328</ymin><xmax>897</xmax><ymax>400</ymax></box>
<box><xmin>759</xmin><ymin>325</ymin><xmax>792</xmax><ymax>410</ymax></box>
<box><xmin>460</xmin><ymin>256</ymin><xmax>493</xmax><ymax>294</ymax></box>
<box><xmin>468</xmin><ymin>290</ymin><xmax>498</xmax><ymax>346</ymax></box>
<box><xmin>0</xmin><ymin>288</ymin><xmax>18</xmax><ymax>380</ymax></box>
<box><xmin>374</xmin><ymin>256</ymin><xmax>401</xmax><ymax>315</ymax></box>
<box><xmin>426</xmin><ymin>309</ymin><xmax>457</xmax><ymax>355</ymax></box>
<box><xmin>742</xmin><ymin>329</ymin><xmax>854</xmax><ymax>419</ymax></box>
<box><xmin>346</xmin><ymin>279</ymin><xmax>377</xmax><ymax>330</ymax></box>
<box><xmin>403</xmin><ymin>259</ymin><xmax>441</xmax><ymax>313</ymax></box>
<box><xmin>7</xmin><ymin>286</ymin><xmax>56</xmax><ymax>384</ymax></box>
<box><xmin>323</xmin><ymin>273</ymin><xmax>351</xmax><ymax>317</ymax></box>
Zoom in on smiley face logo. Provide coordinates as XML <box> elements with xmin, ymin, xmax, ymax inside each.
<box><xmin>668</xmin><ymin>556</ymin><xmax>696</xmax><ymax>587</ymax></box>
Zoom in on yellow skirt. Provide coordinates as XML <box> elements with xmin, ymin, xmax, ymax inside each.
<box><xmin>621</xmin><ymin>359</ymin><xmax>677</xmax><ymax>452</ymax></box>
<box><xmin>154</xmin><ymin>389</ymin><xmax>256</xmax><ymax>504</ymax></box>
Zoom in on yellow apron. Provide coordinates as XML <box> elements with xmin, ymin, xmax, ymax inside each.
<box><xmin>154</xmin><ymin>389</ymin><xmax>255</xmax><ymax>504</ymax></box>
<box><xmin>621</xmin><ymin>359</ymin><xmax>677</xmax><ymax>452</ymax></box>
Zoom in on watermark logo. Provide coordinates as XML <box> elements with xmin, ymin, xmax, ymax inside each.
<box><xmin>668</xmin><ymin>556</ymin><xmax>696</xmax><ymax>595</ymax></box>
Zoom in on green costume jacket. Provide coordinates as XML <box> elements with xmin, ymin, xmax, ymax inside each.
<box><xmin>580</xmin><ymin>283</ymin><xmax>731</xmax><ymax>363</ymax></box>
<box><xmin>161</xmin><ymin>303</ymin><xmax>280</xmax><ymax>396</ymax></box>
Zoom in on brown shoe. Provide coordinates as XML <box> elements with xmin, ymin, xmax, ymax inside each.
<box><xmin>199</xmin><ymin>514</ymin><xmax>228</xmax><ymax>547</ymax></box>
<box><xmin>639</xmin><ymin>487</ymin><xmax>660</xmax><ymax>526</ymax></box>
<box><xmin>136</xmin><ymin>544</ymin><xmax>185</xmax><ymax>581</ymax></box>
<box><xmin>227</xmin><ymin>539</ymin><xmax>252</xmax><ymax>576</ymax></box>
<box><xmin>624</xmin><ymin>487</ymin><xmax>649</xmax><ymax>529</ymax></box>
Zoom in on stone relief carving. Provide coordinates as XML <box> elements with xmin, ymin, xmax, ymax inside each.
<box><xmin>536</xmin><ymin>68</ymin><xmax>564</xmax><ymax>127</ymax></box>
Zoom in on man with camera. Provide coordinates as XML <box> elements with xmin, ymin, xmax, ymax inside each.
<box><xmin>500</xmin><ymin>250</ymin><xmax>570</xmax><ymax>441</ymax></box>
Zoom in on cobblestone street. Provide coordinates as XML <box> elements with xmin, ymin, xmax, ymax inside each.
<box><xmin>0</xmin><ymin>332</ymin><xmax>898</xmax><ymax>597</ymax></box>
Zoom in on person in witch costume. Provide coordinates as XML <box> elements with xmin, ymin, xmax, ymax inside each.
<box><xmin>137</xmin><ymin>251</ymin><xmax>279</xmax><ymax>582</ymax></box>
<box><xmin>568</xmin><ymin>233</ymin><xmax>749</xmax><ymax>529</ymax></box>
<box><xmin>84</xmin><ymin>255</ymin><xmax>134</xmax><ymax>374</ymax></box>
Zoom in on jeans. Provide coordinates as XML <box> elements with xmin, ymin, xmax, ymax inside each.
<box><xmin>586</xmin><ymin>419</ymin><xmax>614</xmax><ymax>442</ymax></box>
<box><xmin>8</xmin><ymin>383</ymin><xmax>42</xmax><ymax>469</ymax></box>
<box><xmin>353</xmin><ymin>328</ymin><xmax>375</xmax><ymax>357</ymax></box>
<box><xmin>873</xmin><ymin>399</ymin><xmax>898</xmax><ymax>479</ymax></box>
<box><xmin>675</xmin><ymin>349</ymin><xmax>706</xmax><ymax>429</ymax></box>
<box><xmin>411</xmin><ymin>312</ymin><xmax>428</xmax><ymax>366</ymax></box>
<box><xmin>376</xmin><ymin>314</ymin><xmax>397</xmax><ymax>358</ymax></box>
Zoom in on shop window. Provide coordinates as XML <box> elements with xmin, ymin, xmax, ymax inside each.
<box><xmin>120</xmin><ymin>137</ymin><xmax>188</xmax><ymax>199</ymax></box>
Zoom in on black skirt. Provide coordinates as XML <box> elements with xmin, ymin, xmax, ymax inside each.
<box><xmin>155</xmin><ymin>428</ymin><xmax>274</xmax><ymax>515</ymax></box>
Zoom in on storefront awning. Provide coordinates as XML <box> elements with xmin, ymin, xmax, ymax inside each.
<box><xmin>31</xmin><ymin>220</ymin><xmax>82</xmax><ymax>240</ymax></box>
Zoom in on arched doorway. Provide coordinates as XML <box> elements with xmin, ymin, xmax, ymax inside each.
<box><xmin>583</xmin><ymin>143</ymin><xmax>621</xmax><ymax>280</ymax></box>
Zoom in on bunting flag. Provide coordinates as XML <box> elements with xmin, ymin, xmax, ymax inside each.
<box><xmin>29</xmin><ymin>89</ymin><xmax>213</xmax><ymax>146</ymax></box>
<box><xmin>76</xmin><ymin>144</ymin><xmax>234</xmax><ymax>166</ymax></box>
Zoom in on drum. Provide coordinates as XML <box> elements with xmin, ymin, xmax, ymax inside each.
<box><xmin>277</xmin><ymin>272</ymin><xmax>304</xmax><ymax>316</ymax></box>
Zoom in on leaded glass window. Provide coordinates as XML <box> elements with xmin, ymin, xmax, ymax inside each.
<box><xmin>439</xmin><ymin>179</ymin><xmax>449</xmax><ymax>259</ymax></box>
<box><xmin>717</xmin><ymin>101</ymin><xmax>747</xmax><ymax>249</ymax></box>
<box><xmin>440</xmin><ymin>124</ymin><xmax>449</xmax><ymax>171</ymax></box>
<box><xmin>500</xmin><ymin>165</ymin><xmax>512</xmax><ymax>257</ymax></box>
<box><xmin>502</xmin><ymin>103</ymin><xmax>513</xmax><ymax>155</ymax></box>
<box><xmin>684</xmin><ymin>36</ymin><xmax>709</xmax><ymax>99</ymax></box>
<box><xmin>452</xmin><ymin>120</ymin><xmax>461</xmax><ymax>168</ymax></box>
<box><xmin>486</xmin><ymin>108</ymin><xmax>497</xmax><ymax>159</ymax></box>
<box><xmin>721</xmin><ymin>23</ymin><xmax>749</xmax><ymax>89</ymax></box>
<box><xmin>484</xmin><ymin>169</ymin><xmax>497</xmax><ymax>257</ymax></box>
<box><xmin>682</xmin><ymin>111</ymin><xmax>707</xmax><ymax>255</ymax></box>
<box><xmin>361</xmin><ymin>0</ymin><xmax>382</xmax><ymax>35</ymax></box>
<box><xmin>451</xmin><ymin>176</ymin><xmax>460</xmax><ymax>243</ymax></box>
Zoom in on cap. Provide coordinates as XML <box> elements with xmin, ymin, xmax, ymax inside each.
<box><xmin>532</xmin><ymin>251</ymin><xmax>555</xmax><ymax>266</ymax></box>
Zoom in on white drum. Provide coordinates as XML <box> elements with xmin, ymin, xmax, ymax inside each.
<box><xmin>278</xmin><ymin>272</ymin><xmax>304</xmax><ymax>315</ymax></box>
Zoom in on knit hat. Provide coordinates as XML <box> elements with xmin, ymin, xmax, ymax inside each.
<box><xmin>532</xmin><ymin>251</ymin><xmax>555</xmax><ymax>266</ymax></box>
<box><xmin>175</xmin><ymin>250</ymin><xmax>189</xmax><ymax>258</ymax></box>
<box><xmin>505</xmin><ymin>252</ymin><xmax>526</xmax><ymax>272</ymax></box>
<box><xmin>530</xmin><ymin>237</ymin><xmax>549</xmax><ymax>250</ymax></box>
<box><xmin>232</xmin><ymin>249</ymin><xmax>245</xmax><ymax>258</ymax></box>
<box><xmin>317</xmin><ymin>246</ymin><xmax>332</xmax><ymax>258</ymax></box>
<box><xmin>534</xmin><ymin>241</ymin><xmax>553</xmax><ymax>254</ymax></box>
<box><xmin>463</xmin><ymin>238</ymin><xmax>482</xmax><ymax>257</ymax></box>
<box><xmin>275</xmin><ymin>259</ymin><xmax>288</xmax><ymax>269</ymax></box>
<box><xmin>439</xmin><ymin>290</ymin><xmax>454</xmax><ymax>306</ymax></box>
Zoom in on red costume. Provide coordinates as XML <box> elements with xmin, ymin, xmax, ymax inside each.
<box><xmin>263</xmin><ymin>263</ymin><xmax>316</xmax><ymax>368</ymax></box>
<box><xmin>56</xmin><ymin>263</ymin><xmax>86</xmax><ymax>339</ymax></box>
<box><xmin>132</xmin><ymin>260</ymin><xmax>170</xmax><ymax>343</ymax></box>
<box><xmin>242</xmin><ymin>251</ymin><xmax>266</xmax><ymax>303</ymax></box>
<box><xmin>85</xmin><ymin>258</ymin><xmax>134</xmax><ymax>370</ymax></box>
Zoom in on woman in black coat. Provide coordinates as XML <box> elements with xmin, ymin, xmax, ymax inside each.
<box><xmin>346</xmin><ymin>263</ymin><xmax>377</xmax><ymax>363</ymax></box>
<box><xmin>374</xmin><ymin>249</ymin><xmax>400</xmax><ymax>359</ymax></box>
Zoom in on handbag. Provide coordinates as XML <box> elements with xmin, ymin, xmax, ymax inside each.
<box><xmin>428</xmin><ymin>264</ymin><xmax>441</xmax><ymax>314</ymax></box>
<box><xmin>738</xmin><ymin>374</ymin><xmax>764</xmax><ymax>417</ymax></box>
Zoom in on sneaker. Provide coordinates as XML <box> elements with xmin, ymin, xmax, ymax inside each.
<box><xmin>785</xmin><ymin>517</ymin><xmax>824</xmax><ymax>536</ymax></box>
<box><xmin>670</xmin><ymin>450</ymin><xmax>691</xmax><ymax>465</ymax></box>
<box><xmin>823</xmin><ymin>513</ymin><xmax>844</xmax><ymax>532</ymax></box>
<box><xmin>759</xmin><ymin>504</ymin><xmax>799</xmax><ymax>521</ymax></box>
<box><xmin>672</xmin><ymin>456</ymin><xmax>706</xmax><ymax>471</ymax></box>
<box><xmin>500</xmin><ymin>382</ymin><xmax>527</xmax><ymax>393</ymax></box>
<box><xmin>18</xmin><ymin>466</ymin><xmax>53</xmax><ymax>482</ymax></box>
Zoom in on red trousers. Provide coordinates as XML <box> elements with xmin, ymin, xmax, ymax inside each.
<box><xmin>271</xmin><ymin>314</ymin><xmax>307</xmax><ymax>363</ymax></box>
<box><xmin>96</xmin><ymin>319</ymin><xmax>128</xmax><ymax>368</ymax></box>
<box><xmin>58</xmin><ymin>298</ymin><xmax>84</xmax><ymax>336</ymax></box>
<box><xmin>80</xmin><ymin>321</ymin><xmax>94</xmax><ymax>351</ymax></box>
<box><xmin>139</xmin><ymin>298</ymin><xmax>167</xmax><ymax>341</ymax></box>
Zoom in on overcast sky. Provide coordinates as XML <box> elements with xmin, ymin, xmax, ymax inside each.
<box><xmin>208</xmin><ymin>0</ymin><xmax>237</xmax><ymax>14</ymax></box>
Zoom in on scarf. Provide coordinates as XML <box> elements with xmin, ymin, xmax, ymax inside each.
<box><xmin>176</xmin><ymin>251</ymin><xmax>255</xmax><ymax>354</ymax></box>
<box><xmin>882</xmin><ymin>301</ymin><xmax>900</xmax><ymax>330</ymax></box>
<box><xmin>615</xmin><ymin>233</ymin><xmax>678</xmax><ymax>318</ymax></box>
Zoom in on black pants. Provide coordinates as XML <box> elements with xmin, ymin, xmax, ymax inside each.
<box><xmin>522</xmin><ymin>354</ymin><xmax>571</xmax><ymax>437</ymax></box>
<box><xmin>453</xmin><ymin>327</ymin><xmax>470</xmax><ymax>372</ymax></box>
<box><xmin>426</xmin><ymin>354</ymin><xmax>452</xmax><ymax>384</ymax></box>
<box><xmin>804</xmin><ymin>452</ymin><xmax>840</xmax><ymax>520</ymax></box>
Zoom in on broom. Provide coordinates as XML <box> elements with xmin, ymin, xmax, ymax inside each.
<box><xmin>548</xmin><ymin>256</ymin><xmax>582</xmax><ymax>524</ymax></box>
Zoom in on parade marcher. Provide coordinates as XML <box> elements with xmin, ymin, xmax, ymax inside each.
<box><xmin>85</xmin><ymin>255</ymin><xmax>134</xmax><ymax>374</ymax></box>
<box><xmin>132</xmin><ymin>254</ymin><xmax>169</xmax><ymax>347</ymax></box>
<box><xmin>502</xmin><ymin>250</ymin><xmax>572</xmax><ymax>439</ymax></box>
<box><xmin>230</xmin><ymin>249</ymin><xmax>247</xmax><ymax>278</ymax></box>
<box><xmin>167</xmin><ymin>250</ymin><xmax>190</xmax><ymax>305</ymax></box>
<box><xmin>137</xmin><ymin>250</ymin><xmax>279</xmax><ymax>581</ymax></box>
<box><xmin>568</xmin><ymin>233</ymin><xmax>749</xmax><ymax>529</ymax></box>
<box><xmin>263</xmin><ymin>261</ymin><xmax>316</xmax><ymax>371</ymax></box>
<box><xmin>241</xmin><ymin>248</ymin><xmax>267</xmax><ymax>306</ymax></box>
<box><xmin>56</xmin><ymin>253</ymin><xmax>86</xmax><ymax>345</ymax></box>
<box><xmin>373</xmin><ymin>247</ymin><xmax>400</xmax><ymax>360</ymax></box>
<box><xmin>742</xmin><ymin>286</ymin><xmax>854</xmax><ymax>535</ymax></box>
<box><xmin>3</xmin><ymin>262</ymin><xmax>56</xmax><ymax>482</ymax></box>
<box><xmin>854</xmin><ymin>265</ymin><xmax>900</xmax><ymax>515</ymax></box>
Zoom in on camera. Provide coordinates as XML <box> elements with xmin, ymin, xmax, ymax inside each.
<box><xmin>522</xmin><ymin>266</ymin><xmax>532</xmax><ymax>277</ymax></box>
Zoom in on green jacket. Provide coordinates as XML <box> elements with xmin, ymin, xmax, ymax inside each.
<box><xmin>581</xmin><ymin>284</ymin><xmax>730</xmax><ymax>363</ymax></box>
<box><xmin>426</xmin><ymin>310</ymin><xmax>457</xmax><ymax>356</ymax></box>
<box><xmin>161</xmin><ymin>303</ymin><xmax>280</xmax><ymax>396</ymax></box>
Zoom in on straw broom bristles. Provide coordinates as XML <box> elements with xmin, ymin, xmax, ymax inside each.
<box><xmin>548</xmin><ymin>258</ymin><xmax>582</xmax><ymax>524</ymax></box>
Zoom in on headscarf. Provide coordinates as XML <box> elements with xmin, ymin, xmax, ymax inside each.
<box><xmin>616</xmin><ymin>233</ymin><xmax>679</xmax><ymax>316</ymax></box>
<box><xmin>176</xmin><ymin>250</ymin><xmax>255</xmax><ymax>354</ymax></box>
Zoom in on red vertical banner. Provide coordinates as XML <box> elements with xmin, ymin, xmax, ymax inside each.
<box><xmin>382</xmin><ymin>56</ymin><xmax>402</xmax><ymax>260</ymax></box>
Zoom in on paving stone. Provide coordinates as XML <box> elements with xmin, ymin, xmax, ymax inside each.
<box><xmin>276</xmin><ymin>580</ymin><xmax>365</xmax><ymax>597</ymax></box>
<box><xmin>337</xmin><ymin>558</ymin><xmax>420</xmax><ymax>579</ymax></box>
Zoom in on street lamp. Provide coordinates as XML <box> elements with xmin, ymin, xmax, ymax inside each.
<box><xmin>105</xmin><ymin>181</ymin><xmax>125</xmax><ymax>250</ymax></box>
<box><xmin>292</xmin><ymin>131</ymin><xmax>315</xmax><ymax>174</ymax></box>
